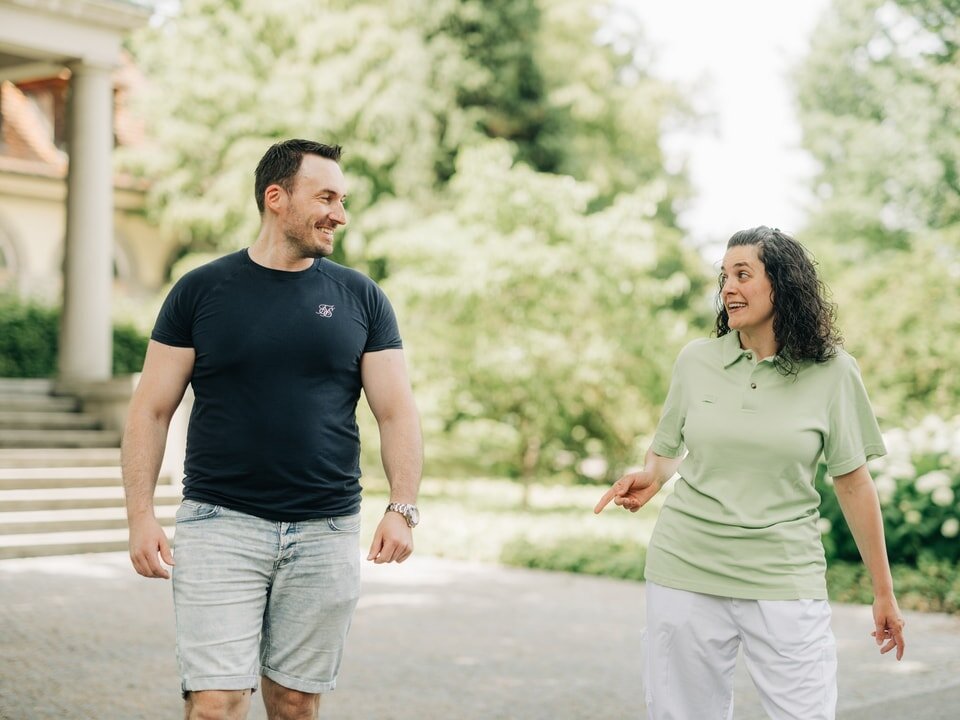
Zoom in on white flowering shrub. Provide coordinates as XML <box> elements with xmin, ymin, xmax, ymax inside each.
<box><xmin>815</xmin><ymin>415</ymin><xmax>960</xmax><ymax>565</ymax></box>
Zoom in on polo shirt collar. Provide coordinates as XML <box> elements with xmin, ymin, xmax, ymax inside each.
<box><xmin>721</xmin><ymin>330</ymin><xmax>780</xmax><ymax>368</ymax></box>
<box><xmin>721</xmin><ymin>331</ymin><xmax>748</xmax><ymax>368</ymax></box>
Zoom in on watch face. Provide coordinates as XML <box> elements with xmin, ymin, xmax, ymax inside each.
<box><xmin>407</xmin><ymin>506</ymin><xmax>420</xmax><ymax>526</ymax></box>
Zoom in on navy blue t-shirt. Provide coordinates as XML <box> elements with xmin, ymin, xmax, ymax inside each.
<box><xmin>151</xmin><ymin>250</ymin><xmax>403</xmax><ymax>521</ymax></box>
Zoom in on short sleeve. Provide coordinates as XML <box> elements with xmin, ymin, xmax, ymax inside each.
<box><xmin>363</xmin><ymin>283</ymin><xmax>403</xmax><ymax>353</ymax></box>
<box><xmin>823</xmin><ymin>354</ymin><xmax>886</xmax><ymax>476</ymax></box>
<box><xmin>151</xmin><ymin>275</ymin><xmax>196</xmax><ymax>348</ymax></box>
<box><xmin>650</xmin><ymin>353</ymin><xmax>687</xmax><ymax>458</ymax></box>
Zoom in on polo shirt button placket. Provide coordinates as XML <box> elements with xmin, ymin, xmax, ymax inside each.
<box><xmin>742</xmin><ymin>374</ymin><xmax>759</xmax><ymax>411</ymax></box>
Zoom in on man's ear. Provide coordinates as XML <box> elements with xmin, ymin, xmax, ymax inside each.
<box><xmin>264</xmin><ymin>184</ymin><xmax>285</xmax><ymax>214</ymax></box>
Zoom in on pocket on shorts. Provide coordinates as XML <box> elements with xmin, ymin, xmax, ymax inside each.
<box><xmin>326</xmin><ymin>513</ymin><xmax>361</xmax><ymax>532</ymax></box>
<box><xmin>175</xmin><ymin>499</ymin><xmax>222</xmax><ymax>523</ymax></box>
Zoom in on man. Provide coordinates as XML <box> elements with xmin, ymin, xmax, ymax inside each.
<box><xmin>123</xmin><ymin>139</ymin><xmax>422</xmax><ymax>720</ymax></box>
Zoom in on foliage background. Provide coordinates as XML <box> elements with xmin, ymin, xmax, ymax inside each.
<box><xmin>116</xmin><ymin>0</ymin><xmax>709</xmax><ymax>487</ymax></box>
<box><xmin>3</xmin><ymin>0</ymin><xmax>957</xmax><ymax>603</ymax></box>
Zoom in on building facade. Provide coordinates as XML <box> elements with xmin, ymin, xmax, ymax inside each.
<box><xmin>0</xmin><ymin>0</ymin><xmax>177</xmax><ymax>382</ymax></box>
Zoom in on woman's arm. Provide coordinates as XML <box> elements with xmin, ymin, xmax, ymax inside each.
<box><xmin>833</xmin><ymin>463</ymin><xmax>906</xmax><ymax>660</ymax></box>
<box><xmin>595</xmin><ymin>447</ymin><xmax>683</xmax><ymax>514</ymax></box>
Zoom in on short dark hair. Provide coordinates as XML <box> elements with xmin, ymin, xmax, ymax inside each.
<box><xmin>254</xmin><ymin>139</ymin><xmax>343</xmax><ymax>214</ymax></box>
<box><xmin>715</xmin><ymin>226</ymin><xmax>842</xmax><ymax>376</ymax></box>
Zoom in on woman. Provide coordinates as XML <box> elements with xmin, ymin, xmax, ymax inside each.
<box><xmin>595</xmin><ymin>226</ymin><xmax>905</xmax><ymax>720</ymax></box>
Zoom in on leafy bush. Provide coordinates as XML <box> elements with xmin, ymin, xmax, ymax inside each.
<box><xmin>0</xmin><ymin>297</ymin><xmax>59</xmax><ymax>377</ymax></box>
<box><xmin>816</xmin><ymin>415</ymin><xmax>960</xmax><ymax>566</ymax></box>
<box><xmin>827</xmin><ymin>557</ymin><xmax>960</xmax><ymax>614</ymax></box>
<box><xmin>0</xmin><ymin>295</ymin><xmax>149</xmax><ymax>377</ymax></box>
<box><xmin>112</xmin><ymin>323</ymin><xmax>149</xmax><ymax>375</ymax></box>
<box><xmin>500</xmin><ymin>535</ymin><xmax>646</xmax><ymax>582</ymax></box>
<box><xmin>500</xmin><ymin>535</ymin><xmax>959</xmax><ymax>614</ymax></box>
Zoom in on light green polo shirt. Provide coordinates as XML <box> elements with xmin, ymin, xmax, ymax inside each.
<box><xmin>645</xmin><ymin>331</ymin><xmax>886</xmax><ymax>600</ymax></box>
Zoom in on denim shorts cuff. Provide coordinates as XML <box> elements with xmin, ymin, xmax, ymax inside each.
<box><xmin>182</xmin><ymin>674</ymin><xmax>258</xmax><ymax>694</ymax></box>
<box><xmin>262</xmin><ymin>666</ymin><xmax>337</xmax><ymax>694</ymax></box>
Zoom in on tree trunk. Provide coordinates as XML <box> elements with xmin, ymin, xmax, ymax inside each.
<box><xmin>520</xmin><ymin>433</ymin><xmax>541</xmax><ymax>509</ymax></box>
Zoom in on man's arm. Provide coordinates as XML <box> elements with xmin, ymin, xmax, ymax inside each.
<box><xmin>360</xmin><ymin>348</ymin><xmax>422</xmax><ymax>564</ymax></box>
<box><xmin>833</xmin><ymin>463</ymin><xmax>906</xmax><ymax>660</ymax></box>
<box><xmin>122</xmin><ymin>340</ymin><xmax>195</xmax><ymax>579</ymax></box>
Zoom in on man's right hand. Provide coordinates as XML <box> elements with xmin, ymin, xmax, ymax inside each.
<box><xmin>128</xmin><ymin>515</ymin><xmax>175</xmax><ymax>579</ymax></box>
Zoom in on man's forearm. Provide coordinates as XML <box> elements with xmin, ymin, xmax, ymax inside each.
<box><xmin>122</xmin><ymin>411</ymin><xmax>170</xmax><ymax>520</ymax></box>
<box><xmin>377</xmin><ymin>410</ymin><xmax>423</xmax><ymax>504</ymax></box>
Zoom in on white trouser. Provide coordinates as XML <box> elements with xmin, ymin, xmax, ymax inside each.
<box><xmin>642</xmin><ymin>582</ymin><xmax>837</xmax><ymax>720</ymax></box>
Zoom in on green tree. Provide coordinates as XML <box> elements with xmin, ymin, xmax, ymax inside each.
<box><xmin>796</xmin><ymin>0</ymin><xmax>960</xmax><ymax>257</ymax></box>
<box><xmin>426</xmin><ymin>0</ymin><xmax>561</xmax><ymax>179</ymax></box>
<box><xmin>830</xmin><ymin>233</ymin><xmax>960</xmax><ymax>422</ymax></box>
<box><xmin>794</xmin><ymin>0</ymin><xmax>960</xmax><ymax>419</ymax></box>
<box><xmin>535</xmin><ymin>1</ymin><xmax>691</xmax><ymax>217</ymax></box>
<box><xmin>125</xmin><ymin>0</ymin><xmax>707</xmax><ymax>489</ymax></box>
<box><xmin>125</xmin><ymin>0</ymin><xmax>692</xmax><ymax>272</ymax></box>
<box><xmin>123</xmin><ymin>0</ymin><xmax>458</xmax><ymax>260</ymax></box>
<box><xmin>372</xmin><ymin>142</ymin><xmax>710</xmax><ymax>502</ymax></box>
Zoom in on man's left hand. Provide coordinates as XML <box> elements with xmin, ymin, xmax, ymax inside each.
<box><xmin>367</xmin><ymin>511</ymin><xmax>414</xmax><ymax>563</ymax></box>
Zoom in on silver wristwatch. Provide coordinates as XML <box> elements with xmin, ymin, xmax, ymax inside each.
<box><xmin>385</xmin><ymin>502</ymin><xmax>420</xmax><ymax>528</ymax></box>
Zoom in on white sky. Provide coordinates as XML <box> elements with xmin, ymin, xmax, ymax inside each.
<box><xmin>625</xmin><ymin>0</ymin><xmax>832</xmax><ymax>254</ymax></box>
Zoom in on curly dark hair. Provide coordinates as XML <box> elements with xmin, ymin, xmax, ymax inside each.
<box><xmin>715</xmin><ymin>226</ymin><xmax>842</xmax><ymax>376</ymax></box>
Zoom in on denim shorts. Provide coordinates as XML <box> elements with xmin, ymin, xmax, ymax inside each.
<box><xmin>171</xmin><ymin>500</ymin><xmax>361</xmax><ymax>695</ymax></box>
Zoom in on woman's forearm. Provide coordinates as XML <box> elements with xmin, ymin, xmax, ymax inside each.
<box><xmin>832</xmin><ymin>464</ymin><xmax>895</xmax><ymax>596</ymax></box>
<box><xmin>645</xmin><ymin>447</ymin><xmax>684</xmax><ymax>487</ymax></box>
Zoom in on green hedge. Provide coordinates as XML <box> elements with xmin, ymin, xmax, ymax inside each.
<box><xmin>501</xmin><ymin>535</ymin><xmax>647</xmax><ymax>582</ymax></box>
<box><xmin>501</xmin><ymin>535</ymin><xmax>960</xmax><ymax>614</ymax></box>
<box><xmin>827</xmin><ymin>556</ymin><xmax>960</xmax><ymax>614</ymax></box>
<box><xmin>0</xmin><ymin>295</ymin><xmax>148</xmax><ymax>377</ymax></box>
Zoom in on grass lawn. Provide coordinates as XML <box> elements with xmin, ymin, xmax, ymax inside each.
<box><xmin>358</xmin><ymin>476</ymin><xmax>661</xmax><ymax>564</ymax></box>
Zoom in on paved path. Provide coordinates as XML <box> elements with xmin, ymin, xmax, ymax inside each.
<box><xmin>1</xmin><ymin>553</ymin><xmax>959</xmax><ymax>719</ymax></box>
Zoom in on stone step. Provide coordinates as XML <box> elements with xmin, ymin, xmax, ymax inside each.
<box><xmin>0</xmin><ymin>429</ymin><xmax>121</xmax><ymax>448</ymax></box>
<box><xmin>0</xmin><ymin>411</ymin><xmax>102</xmax><ymax>430</ymax></box>
<box><xmin>0</xmin><ymin>448</ymin><xmax>121</xmax><ymax>468</ymax></box>
<box><xmin>0</xmin><ymin>504</ymin><xmax>177</xmax><ymax>534</ymax></box>
<box><xmin>0</xmin><ymin>526</ymin><xmax>174</xmax><ymax>560</ymax></box>
<box><xmin>0</xmin><ymin>465</ymin><xmax>123</xmax><ymax>490</ymax></box>
<box><xmin>0</xmin><ymin>393</ymin><xmax>79</xmax><ymax>412</ymax></box>
<box><xmin>0</xmin><ymin>378</ymin><xmax>54</xmax><ymax>395</ymax></box>
<box><xmin>0</xmin><ymin>484</ymin><xmax>181</xmax><ymax>512</ymax></box>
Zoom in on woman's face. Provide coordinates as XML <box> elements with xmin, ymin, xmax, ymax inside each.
<box><xmin>720</xmin><ymin>244</ymin><xmax>774</xmax><ymax>337</ymax></box>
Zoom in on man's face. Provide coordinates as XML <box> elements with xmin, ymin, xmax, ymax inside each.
<box><xmin>279</xmin><ymin>154</ymin><xmax>348</xmax><ymax>258</ymax></box>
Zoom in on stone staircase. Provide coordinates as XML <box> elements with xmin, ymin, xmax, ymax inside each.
<box><xmin>0</xmin><ymin>378</ymin><xmax>178</xmax><ymax>559</ymax></box>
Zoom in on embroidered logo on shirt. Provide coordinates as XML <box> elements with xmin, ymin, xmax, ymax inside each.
<box><xmin>316</xmin><ymin>304</ymin><xmax>335</xmax><ymax>318</ymax></box>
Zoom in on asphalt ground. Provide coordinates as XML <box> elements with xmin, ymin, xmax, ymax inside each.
<box><xmin>1</xmin><ymin>552</ymin><xmax>959</xmax><ymax>719</ymax></box>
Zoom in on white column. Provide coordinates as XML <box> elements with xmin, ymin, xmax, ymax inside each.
<box><xmin>59</xmin><ymin>60</ymin><xmax>114</xmax><ymax>382</ymax></box>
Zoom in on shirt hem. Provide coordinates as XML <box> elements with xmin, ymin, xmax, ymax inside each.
<box><xmin>827</xmin><ymin>443</ymin><xmax>887</xmax><ymax>477</ymax></box>
<box><xmin>150</xmin><ymin>333</ymin><xmax>194</xmax><ymax>348</ymax></box>
<box><xmin>182</xmin><ymin>489</ymin><xmax>361</xmax><ymax>523</ymax></box>
<box><xmin>650</xmin><ymin>440</ymin><xmax>683</xmax><ymax>459</ymax></box>
<box><xmin>643</xmin><ymin>569</ymin><xmax>828</xmax><ymax>601</ymax></box>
